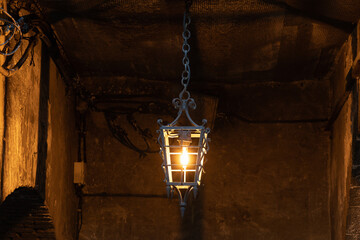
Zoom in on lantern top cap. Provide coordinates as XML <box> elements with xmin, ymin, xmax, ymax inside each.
<box><xmin>157</xmin><ymin>95</ymin><xmax>208</xmax><ymax>128</ymax></box>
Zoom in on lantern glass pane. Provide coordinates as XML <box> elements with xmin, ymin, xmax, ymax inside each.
<box><xmin>160</xmin><ymin>126</ymin><xmax>208</xmax><ymax>188</ymax></box>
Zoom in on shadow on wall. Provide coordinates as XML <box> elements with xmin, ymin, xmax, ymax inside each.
<box><xmin>0</xmin><ymin>187</ymin><xmax>55</xmax><ymax>239</ymax></box>
<box><xmin>35</xmin><ymin>44</ymin><xmax>50</xmax><ymax>198</ymax></box>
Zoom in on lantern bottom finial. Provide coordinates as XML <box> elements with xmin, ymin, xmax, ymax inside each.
<box><xmin>180</xmin><ymin>202</ymin><xmax>186</xmax><ymax>218</ymax></box>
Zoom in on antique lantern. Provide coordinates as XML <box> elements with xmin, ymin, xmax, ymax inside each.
<box><xmin>157</xmin><ymin>0</ymin><xmax>210</xmax><ymax>217</ymax></box>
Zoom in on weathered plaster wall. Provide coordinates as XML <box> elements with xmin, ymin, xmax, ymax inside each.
<box><xmin>329</xmin><ymin>30</ymin><xmax>356</xmax><ymax>240</ymax></box>
<box><xmin>45</xmin><ymin>55</ymin><xmax>78</xmax><ymax>239</ymax></box>
<box><xmin>1</xmin><ymin>41</ymin><xmax>42</xmax><ymax>200</ymax></box>
<box><xmin>0</xmin><ymin>41</ymin><xmax>78</xmax><ymax>239</ymax></box>
<box><xmin>345</xmin><ymin>21</ymin><xmax>360</xmax><ymax>240</ymax></box>
<box><xmin>80</xmin><ymin>76</ymin><xmax>331</xmax><ymax>239</ymax></box>
<box><xmin>206</xmin><ymin>121</ymin><xmax>329</xmax><ymax>240</ymax></box>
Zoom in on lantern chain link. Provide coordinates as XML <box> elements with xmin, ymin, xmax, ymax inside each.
<box><xmin>180</xmin><ymin>0</ymin><xmax>192</xmax><ymax>100</ymax></box>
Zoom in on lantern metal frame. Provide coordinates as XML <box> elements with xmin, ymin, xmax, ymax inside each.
<box><xmin>157</xmin><ymin>95</ymin><xmax>210</xmax><ymax>217</ymax></box>
<box><xmin>157</xmin><ymin>1</ymin><xmax>210</xmax><ymax>217</ymax></box>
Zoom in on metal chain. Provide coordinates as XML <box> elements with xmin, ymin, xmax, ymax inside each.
<box><xmin>180</xmin><ymin>1</ymin><xmax>192</xmax><ymax>100</ymax></box>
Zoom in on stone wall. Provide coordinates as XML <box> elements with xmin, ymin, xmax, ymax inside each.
<box><xmin>1</xmin><ymin>41</ymin><xmax>42</xmax><ymax>200</ymax></box>
<box><xmin>45</xmin><ymin>53</ymin><xmax>78</xmax><ymax>240</ymax></box>
<box><xmin>79</xmin><ymin>74</ymin><xmax>331</xmax><ymax>239</ymax></box>
<box><xmin>345</xmin><ymin>21</ymin><xmax>360</xmax><ymax>240</ymax></box>
<box><xmin>330</xmin><ymin>23</ymin><xmax>358</xmax><ymax>240</ymax></box>
<box><xmin>0</xmin><ymin>187</ymin><xmax>56</xmax><ymax>239</ymax></box>
<box><xmin>0</xmin><ymin>41</ymin><xmax>78</xmax><ymax>239</ymax></box>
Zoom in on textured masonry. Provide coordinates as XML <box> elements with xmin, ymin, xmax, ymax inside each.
<box><xmin>0</xmin><ymin>187</ymin><xmax>56</xmax><ymax>240</ymax></box>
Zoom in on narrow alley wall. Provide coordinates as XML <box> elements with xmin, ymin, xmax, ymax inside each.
<box><xmin>80</xmin><ymin>78</ymin><xmax>331</xmax><ymax>239</ymax></box>
<box><xmin>0</xmin><ymin>40</ymin><xmax>78</xmax><ymax>239</ymax></box>
<box><xmin>329</xmin><ymin>24</ymin><xmax>358</xmax><ymax>240</ymax></box>
<box><xmin>45</xmin><ymin>53</ymin><xmax>78</xmax><ymax>240</ymax></box>
<box><xmin>345</xmin><ymin>21</ymin><xmax>360</xmax><ymax>240</ymax></box>
<box><xmin>1</xmin><ymin>40</ymin><xmax>42</xmax><ymax>199</ymax></box>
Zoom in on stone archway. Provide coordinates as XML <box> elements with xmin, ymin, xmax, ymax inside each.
<box><xmin>0</xmin><ymin>187</ymin><xmax>56</xmax><ymax>239</ymax></box>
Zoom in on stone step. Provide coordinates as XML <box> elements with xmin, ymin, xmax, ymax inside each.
<box><xmin>0</xmin><ymin>187</ymin><xmax>55</xmax><ymax>240</ymax></box>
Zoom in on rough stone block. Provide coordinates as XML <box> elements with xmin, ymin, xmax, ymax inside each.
<box><xmin>350</xmin><ymin>187</ymin><xmax>360</xmax><ymax>206</ymax></box>
<box><xmin>347</xmin><ymin>206</ymin><xmax>360</xmax><ymax>234</ymax></box>
<box><xmin>346</xmin><ymin>234</ymin><xmax>360</xmax><ymax>240</ymax></box>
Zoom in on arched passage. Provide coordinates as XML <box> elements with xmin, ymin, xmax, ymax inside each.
<box><xmin>0</xmin><ymin>187</ymin><xmax>56</xmax><ymax>239</ymax></box>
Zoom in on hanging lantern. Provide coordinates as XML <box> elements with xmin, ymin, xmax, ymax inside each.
<box><xmin>157</xmin><ymin>0</ymin><xmax>210</xmax><ymax>217</ymax></box>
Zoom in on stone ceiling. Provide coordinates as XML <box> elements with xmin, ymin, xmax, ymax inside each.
<box><xmin>37</xmin><ymin>0</ymin><xmax>360</xmax><ymax>93</ymax></box>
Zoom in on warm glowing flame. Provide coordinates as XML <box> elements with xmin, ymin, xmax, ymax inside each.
<box><xmin>180</xmin><ymin>147</ymin><xmax>189</xmax><ymax>167</ymax></box>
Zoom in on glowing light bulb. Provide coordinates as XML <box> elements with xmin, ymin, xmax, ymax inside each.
<box><xmin>180</xmin><ymin>147</ymin><xmax>189</xmax><ymax>167</ymax></box>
